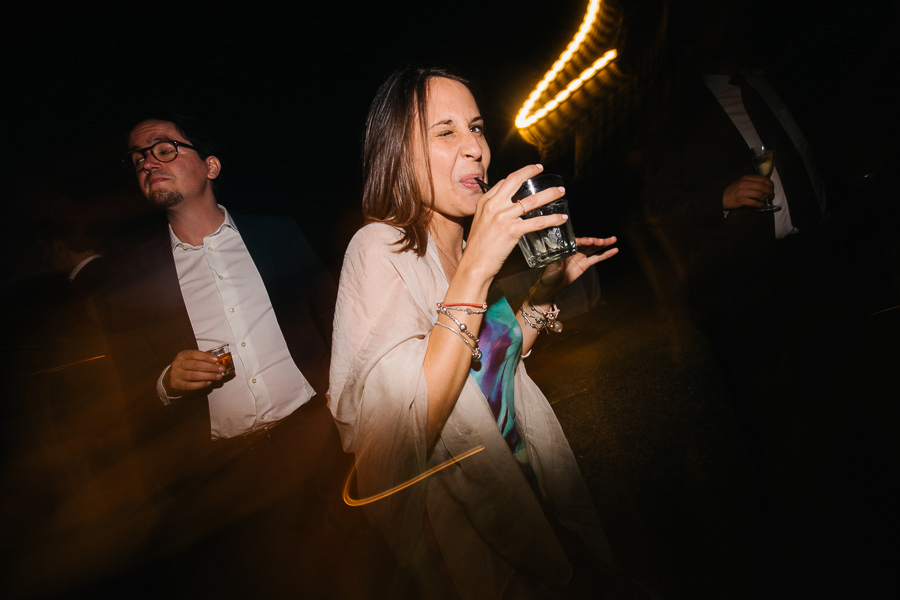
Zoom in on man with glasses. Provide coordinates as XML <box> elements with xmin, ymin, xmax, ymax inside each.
<box><xmin>99</xmin><ymin>111</ymin><xmax>359</xmax><ymax>595</ymax></box>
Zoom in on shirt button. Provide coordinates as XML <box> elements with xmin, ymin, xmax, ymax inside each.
<box><xmin>260</xmin><ymin>414</ymin><xmax>267</xmax><ymax>421</ymax></box>
<box><xmin>230</xmin><ymin>308</ymin><xmax>235</xmax><ymax>312</ymax></box>
<box><xmin>219</xmin><ymin>275</ymin><xmax>224</xmax><ymax>280</ymax></box>
<box><xmin>241</xmin><ymin>342</ymin><xmax>246</xmax><ymax>347</ymax></box>
<box><xmin>207</xmin><ymin>246</ymin><xmax>213</xmax><ymax>251</ymax></box>
<box><xmin>252</xmin><ymin>378</ymin><xmax>257</xmax><ymax>384</ymax></box>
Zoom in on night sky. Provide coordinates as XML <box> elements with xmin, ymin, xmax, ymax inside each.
<box><xmin>4</xmin><ymin>0</ymin><xmax>896</xmax><ymax>275</ymax></box>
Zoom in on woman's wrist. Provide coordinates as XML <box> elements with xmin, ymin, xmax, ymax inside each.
<box><xmin>520</xmin><ymin>298</ymin><xmax>563</xmax><ymax>334</ymax></box>
<box><xmin>527</xmin><ymin>275</ymin><xmax>558</xmax><ymax>308</ymax></box>
<box><xmin>454</xmin><ymin>252</ymin><xmax>497</xmax><ymax>290</ymax></box>
<box><xmin>530</xmin><ymin>256</ymin><xmax>573</xmax><ymax>303</ymax></box>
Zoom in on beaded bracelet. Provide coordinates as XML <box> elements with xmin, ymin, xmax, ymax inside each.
<box><xmin>435</xmin><ymin>321</ymin><xmax>483</xmax><ymax>361</ymax></box>
<box><xmin>520</xmin><ymin>308</ymin><xmax>543</xmax><ymax>332</ymax></box>
<box><xmin>437</xmin><ymin>306</ymin><xmax>480</xmax><ymax>344</ymax></box>
<box><xmin>436</xmin><ymin>301</ymin><xmax>488</xmax><ymax>315</ymax></box>
<box><xmin>521</xmin><ymin>300</ymin><xmax>563</xmax><ymax>334</ymax></box>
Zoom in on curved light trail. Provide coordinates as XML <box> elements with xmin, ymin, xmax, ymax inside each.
<box><xmin>342</xmin><ymin>444</ymin><xmax>486</xmax><ymax>507</ymax></box>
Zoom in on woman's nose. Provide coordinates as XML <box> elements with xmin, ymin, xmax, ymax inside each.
<box><xmin>461</xmin><ymin>133</ymin><xmax>483</xmax><ymax>160</ymax></box>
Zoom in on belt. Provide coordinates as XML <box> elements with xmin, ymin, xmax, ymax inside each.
<box><xmin>214</xmin><ymin>395</ymin><xmax>324</xmax><ymax>452</ymax></box>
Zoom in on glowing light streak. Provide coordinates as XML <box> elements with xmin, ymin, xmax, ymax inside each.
<box><xmin>342</xmin><ymin>444</ymin><xmax>486</xmax><ymax>507</ymax></box>
<box><xmin>26</xmin><ymin>355</ymin><xmax>107</xmax><ymax>376</ymax></box>
<box><xmin>515</xmin><ymin>0</ymin><xmax>617</xmax><ymax>129</ymax></box>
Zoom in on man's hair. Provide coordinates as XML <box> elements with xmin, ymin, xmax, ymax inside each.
<box><xmin>123</xmin><ymin>102</ymin><xmax>219</xmax><ymax>159</ymax></box>
<box><xmin>361</xmin><ymin>66</ymin><xmax>472</xmax><ymax>257</ymax></box>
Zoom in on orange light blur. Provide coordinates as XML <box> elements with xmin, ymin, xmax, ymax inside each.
<box><xmin>342</xmin><ymin>445</ymin><xmax>486</xmax><ymax>507</ymax></box>
<box><xmin>515</xmin><ymin>0</ymin><xmax>618</xmax><ymax>129</ymax></box>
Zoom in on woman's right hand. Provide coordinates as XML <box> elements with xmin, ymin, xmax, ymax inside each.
<box><xmin>425</xmin><ymin>164</ymin><xmax>568</xmax><ymax>451</ymax></box>
<box><xmin>460</xmin><ymin>164</ymin><xmax>569</xmax><ymax>281</ymax></box>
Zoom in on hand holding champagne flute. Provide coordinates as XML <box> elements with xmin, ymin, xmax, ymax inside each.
<box><xmin>750</xmin><ymin>145</ymin><xmax>781</xmax><ymax>212</ymax></box>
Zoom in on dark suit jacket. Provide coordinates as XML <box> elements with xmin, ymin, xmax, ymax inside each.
<box><xmin>643</xmin><ymin>79</ymin><xmax>786</xmax><ymax>316</ymax></box>
<box><xmin>98</xmin><ymin>212</ymin><xmax>336</xmax><ymax>497</ymax></box>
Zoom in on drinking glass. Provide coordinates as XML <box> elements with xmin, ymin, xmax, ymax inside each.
<box><xmin>208</xmin><ymin>344</ymin><xmax>235</xmax><ymax>377</ymax></box>
<box><xmin>750</xmin><ymin>146</ymin><xmax>782</xmax><ymax>212</ymax></box>
<box><xmin>511</xmin><ymin>174</ymin><xmax>578</xmax><ymax>267</ymax></box>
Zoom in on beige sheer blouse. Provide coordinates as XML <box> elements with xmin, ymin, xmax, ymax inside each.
<box><xmin>329</xmin><ymin>223</ymin><xmax>611</xmax><ymax>598</ymax></box>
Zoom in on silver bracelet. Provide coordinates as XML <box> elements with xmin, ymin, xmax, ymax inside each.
<box><xmin>521</xmin><ymin>301</ymin><xmax>563</xmax><ymax>334</ymax></box>
<box><xmin>437</xmin><ymin>306</ymin><xmax>480</xmax><ymax>344</ymax></box>
<box><xmin>437</xmin><ymin>302</ymin><xmax>488</xmax><ymax>315</ymax></box>
<box><xmin>435</xmin><ymin>321</ymin><xmax>482</xmax><ymax>361</ymax></box>
<box><xmin>520</xmin><ymin>308</ymin><xmax>542</xmax><ymax>332</ymax></box>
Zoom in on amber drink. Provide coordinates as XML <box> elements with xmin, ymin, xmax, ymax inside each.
<box><xmin>208</xmin><ymin>344</ymin><xmax>235</xmax><ymax>376</ymax></box>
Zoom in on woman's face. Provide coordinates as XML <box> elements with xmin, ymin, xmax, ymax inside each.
<box><xmin>417</xmin><ymin>77</ymin><xmax>491</xmax><ymax>220</ymax></box>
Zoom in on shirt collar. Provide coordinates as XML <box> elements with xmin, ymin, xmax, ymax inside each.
<box><xmin>701</xmin><ymin>73</ymin><xmax>734</xmax><ymax>97</ymax></box>
<box><xmin>702</xmin><ymin>68</ymin><xmax>764</xmax><ymax>97</ymax></box>
<box><xmin>68</xmin><ymin>253</ymin><xmax>102</xmax><ymax>282</ymax></box>
<box><xmin>169</xmin><ymin>205</ymin><xmax>238</xmax><ymax>251</ymax></box>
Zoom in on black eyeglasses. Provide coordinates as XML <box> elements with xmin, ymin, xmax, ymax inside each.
<box><xmin>122</xmin><ymin>140</ymin><xmax>198</xmax><ymax>172</ymax></box>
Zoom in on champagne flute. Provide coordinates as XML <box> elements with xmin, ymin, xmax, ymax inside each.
<box><xmin>750</xmin><ymin>145</ymin><xmax>782</xmax><ymax>212</ymax></box>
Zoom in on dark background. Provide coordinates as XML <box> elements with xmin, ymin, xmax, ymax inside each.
<box><xmin>2</xmin><ymin>2</ymin><xmax>898</xmax><ymax>597</ymax></box>
<box><xmin>4</xmin><ymin>0</ymin><xmax>896</xmax><ymax>277</ymax></box>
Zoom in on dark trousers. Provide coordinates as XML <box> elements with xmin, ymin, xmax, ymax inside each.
<box><xmin>137</xmin><ymin>397</ymin><xmax>393</xmax><ymax>599</ymax></box>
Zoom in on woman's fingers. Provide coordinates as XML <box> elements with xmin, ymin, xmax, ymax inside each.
<box><xmin>574</xmin><ymin>236</ymin><xmax>618</xmax><ymax>255</ymax></box>
<box><xmin>514</xmin><ymin>185</ymin><xmax>565</xmax><ymax>214</ymax></box>
<box><xmin>478</xmin><ymin>164</ymin><xmax>545</xmax><ymax>206</ymax></box>
<box><xmin>585</xmin><ymin>246</ymin><xmax>619</xmax><ymax>264</ymax></box>
<box><xmin>514</xmin><ymin>212</ymin><xmax>568</xmax><ymax>235</ymax></box>
<box><xmin>503</xmin><ymin>163</ymin><xmax>545</xmax><ymax>191</ymax></box>
<box><xmin>575</xmin><ymin>235</ymin><xmax>617</xmax><ymax>246</ymax></box>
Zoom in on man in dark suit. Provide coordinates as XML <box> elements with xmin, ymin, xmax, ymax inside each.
<box><xmin>97</xmin><ymin>111</ymin><xmax>360</xmax><ymax>596</ymax></box>
<box><xmin>642</xmin><ymin>1</ymin><xmax>832</xmax><ymax>403</ymax></box>
<box><xmin>641</xmin><ymin>4</ymin><xmax>872</xmax><ymax>594</ymax></box>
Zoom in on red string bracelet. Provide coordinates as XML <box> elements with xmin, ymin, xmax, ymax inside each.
<box><xmin>437</xmin><ymin>301</ymin><xmax>488</xmax><ymax>315</ymax></box>
<box><xmin>437</xmin><ymin>302</ymin><xmax>487</xmax><ymax>309</ymax></box>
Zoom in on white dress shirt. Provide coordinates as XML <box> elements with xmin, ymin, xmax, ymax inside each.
<box><xmin>703</xmin><ymin>71</ymin><xmax>826</xmax><ymax>239</ymax></box>
<box><xmin>158</xmin><ymin>207</ymin><xmax>315</xmax><ymax>439</ymax></box>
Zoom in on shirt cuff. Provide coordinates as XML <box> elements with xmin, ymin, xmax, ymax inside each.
<box><xmin>156</xmin><ymin>365</ymin><xmax>183</xmax><ymax>406</ymax></box>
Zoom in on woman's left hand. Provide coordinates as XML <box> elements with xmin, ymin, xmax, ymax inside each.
<box><xmin>530</xmin><ymin>236</ymin><xmax>618</xmax><ymax>304</ymax></box>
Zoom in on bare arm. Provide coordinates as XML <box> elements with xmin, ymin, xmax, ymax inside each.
<box><xmin>422</xmin><ymin>164</ymin><xmax>567</xmax><ymax>451</ymax></box>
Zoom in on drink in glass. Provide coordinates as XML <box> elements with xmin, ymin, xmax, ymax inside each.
<box><xmin>208</xmin><ymin>344</ymin><xmax>235</xmax><ymax>377</ymax></box>
<box><xmin>750</xmin><ymin>146</ymin><xmax>781</xmax><ymax>212</ymax></box>
<box><xmin>512</xmin><ymin>174</ymin><xmax>578</xmax><ymax>268</ymax></box>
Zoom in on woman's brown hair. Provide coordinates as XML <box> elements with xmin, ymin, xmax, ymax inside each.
<box><xmin>361</xmin><ymin>66</ymin><xmax>472</xmax><ymax>256</ymax></box>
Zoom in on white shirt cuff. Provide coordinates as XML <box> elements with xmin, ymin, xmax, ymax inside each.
<box><xmin>156</xmin><ymin>365</ymin><xmax>183</xmax><ymax>406</ymax></box>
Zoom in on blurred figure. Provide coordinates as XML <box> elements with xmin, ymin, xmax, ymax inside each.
<box><xmin>2</xmin><ymin>190</ymin><xmax>151</xmax><ymax>596</ymax></box>
<box><xmin>643</xmin><ymin>1</ymin><xmax>842</xmax><ymax>433</ymax></box>
<box><xmin>641</xmin><ymin>1</ymin><xmax>892</xmax><ymax>595</ymax></box>
<box><xmin>96</xmin><ymin>107</ymin><xmax>360</xmax><ymax>597</ymax></box>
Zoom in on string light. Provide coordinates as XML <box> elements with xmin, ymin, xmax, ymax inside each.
<box><xmin>515</xmin><ymin>0</ymin><xmax>617</xmax><ymax>129</ymax></box>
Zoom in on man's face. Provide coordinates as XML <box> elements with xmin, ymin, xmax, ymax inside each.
<box><xmin>127</xmin><ymin>120</ymin><xmax>219</xmax><ymax>209</ymax></box>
